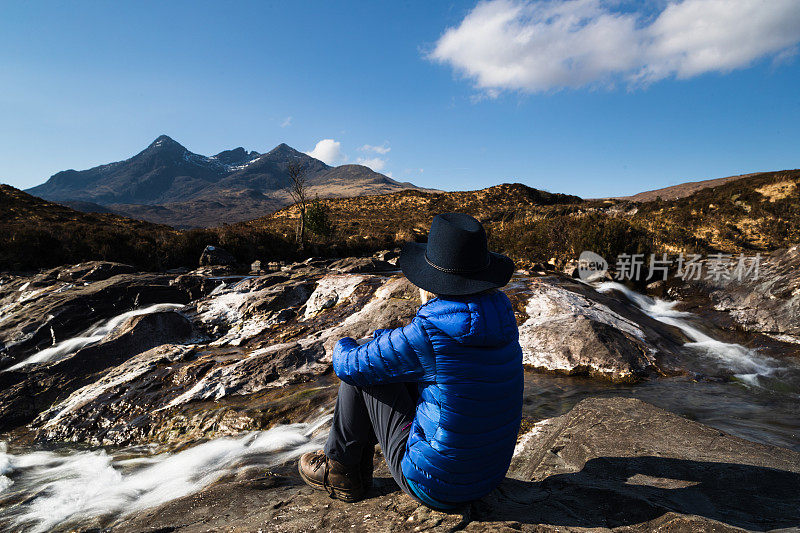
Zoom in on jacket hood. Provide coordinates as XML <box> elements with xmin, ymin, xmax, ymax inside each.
<box><xmin>417</xmin><ymin>290</ymin><xmax>518</xmax><ymax>347</ymax></box>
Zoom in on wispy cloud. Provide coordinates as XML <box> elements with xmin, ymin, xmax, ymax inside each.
<box><xmin>429</xmin><ymin>0</ymin><xmax>800</xmax><ymax>94</ymax></box>
<box><xmin>356</xmin><ymin>156</ymin><xmax>387</xmax><ymax>171</ymax></box>
<box><xmin>281</xmin><ymin>116</ymin><xmax>293</xmax><ymax>128</ymax></box>
<box><xmin>359</xmin><ymin>142</ymin><xmax>391</xmax><ymax>154</ymax></box>
<box><xmin>306</xmin><ymin>139</ymin><xmax>346</xmax><ymax>165</ymax></box>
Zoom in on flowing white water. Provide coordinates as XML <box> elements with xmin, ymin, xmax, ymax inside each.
<box><xmin>0</xmin><ymin>415</ymin><xmax>331</xmax><ymax>532</ymax></box>
<box><xmin>595</xmin><ymin>282</ymin><xmax>787</xmax><ymax>386</ymax></box>
<box><xmin>4</xmin><ymin>303</ymin><xmax>185</xmax><ymax>371</ymax></box>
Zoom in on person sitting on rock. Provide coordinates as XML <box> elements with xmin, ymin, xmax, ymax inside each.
<box><xmin>299</xmin><ymin>213</ymin><xmax>523</xmax><ymax>509</ymax></box>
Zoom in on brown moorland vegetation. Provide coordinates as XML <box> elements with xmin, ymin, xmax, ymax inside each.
<box><xmin>244</xmin><ymin>170</ymin><xmax>800</xmax><ymax>267</ymax></box>
<box><xmin>3</xmin><ymin>169</ymin><xmax>798</xmax><ymax>272</ymax></box>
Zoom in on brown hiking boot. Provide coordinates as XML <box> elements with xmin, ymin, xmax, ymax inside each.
<box><xmin>361</xmin><ymin>445</ymin><xmax>375</xmax><ymax>491</ymax></box>
<box><xmin>298</xmin><ymin>450</ymin><xmax>365</xmax><ymax>502</ymax></box>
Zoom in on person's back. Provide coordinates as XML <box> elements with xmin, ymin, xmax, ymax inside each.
<box><xmin>403</xmin><ymin>290</ymin><xmax>523</xmax><ymax>502</ymax></box>
<box><xmin>300</xmin><ymin>212</ymin><xmax>523</xmax><ymax>508</ymax></box>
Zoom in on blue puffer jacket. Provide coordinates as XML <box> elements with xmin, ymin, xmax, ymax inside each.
<box><xmin>332</xmin><ymin>289</ymin><xmax>523</xmax><ymax>503</ymax></box>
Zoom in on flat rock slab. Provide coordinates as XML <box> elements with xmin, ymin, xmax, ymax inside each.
<box><xmin>113</xmin><ymin>397</ymin><xmax>800</xmax><ymax>532</ymax></box>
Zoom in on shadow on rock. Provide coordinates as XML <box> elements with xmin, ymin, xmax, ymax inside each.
<box><xmin>480</xmin><ymin>456</ymin><xmax>800</xmax><ymax>531</ymax></box>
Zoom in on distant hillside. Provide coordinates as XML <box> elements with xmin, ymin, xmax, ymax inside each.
<box><xmin>239</xmin><ymin>183</ymin><xmax>588</xmax><ymax>258</ymax></box>
<box><xmin>3</xmin><ymin>168</ymin><xmax>797</xmax><ymax>273</ymax></box>
<box><xmin>628</xmin><ymin>169</ymin><xmax>800</xmax><ymax>252</ymax></box>
<box><xmin>614</xmin><ymin>172</ymin><xmax>762</xmax><ymax>202</ymax></box>
<box><xmin>247</xmin><ymin>182</ymin><xmax>581</xmax><ymax>233</ymax></box>
<box><xmin>243</xmin><ymin>170</ymin><xmax>799</xmax><ymax>267</ymax></box>
<box><xmin>0</xmin><ymin>184</ymin><xmax>305</xmax><ymax>271</ymax></box>
<box><xmin>0</xmin><ymin>184</ymin><xmax>176</xmax><ymax>270</ymax></box>
<box><xmin>26</xmin><ymin>135</ymin><xmax>435</xmax><ymax>228</ymax></box>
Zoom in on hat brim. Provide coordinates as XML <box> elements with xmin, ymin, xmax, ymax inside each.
<box><xmin>398</xmin><ymin>242</ymin><xmax>515</xmax><ymax>296</ymax></box>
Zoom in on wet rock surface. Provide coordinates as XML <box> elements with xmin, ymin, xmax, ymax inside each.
<box><xmin>0</xmin><ymin>310</ymin><xmax>194</xmax><ymax>432</ymax></box>
<box><xmin>21</xmin><ymin>273</ymin><xmax>422</xmax><ymax>447</ymax></box>
<box><xmin>690</xmin><ymin>245</ymin><xmax>800</xmax><ymax>340</ymax></box>
<box><xmin>0</xmin><ymin>271</ymin><xmax>190</xmax><ymax>367</ymax></box>
<box><xmin>1</xmin><ymin>258</ymin><xmax>798</xmax><ymax>532</ymax></box>
<box><xmin>113</xmin><ymin>397</ymin><xmax>800</xmax><ymax>532</ymax></box>
<box><xmin>515</xmin><ymin>276</ymin><xmax>688</xmax><ymax>382</ymax></box>
<box><xmin>0</xmin><ymin>261</ymin><xmax>766</xmax><ymax>446</ymax></box>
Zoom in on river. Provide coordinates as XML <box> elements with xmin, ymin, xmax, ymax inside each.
<box><xmin>0</xmin><ymin>282</ymin><xmax>797</xmax><ymax>531</ymax></box>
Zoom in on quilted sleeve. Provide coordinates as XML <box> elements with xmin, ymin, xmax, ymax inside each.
<box><xmin>332</xmin><ymin>317</ymin><xmax>431</xmax><ymax>386</ymax></box>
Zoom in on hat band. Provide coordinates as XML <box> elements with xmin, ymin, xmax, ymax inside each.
<box><xmin>424</xmin><ymin>252</ymin><xmax>491</xmax><ymax>274</ymax></box>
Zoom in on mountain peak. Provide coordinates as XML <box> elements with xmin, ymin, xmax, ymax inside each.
<box><xmin>267</xmin><ymin>143</ymin><xmax>303</xmax><ymax>157</ymax></box>
<box><xmin>25</xmin><ymin>136</ymin><xmax>426</xmax><ymax>225</ymax></box>
<box><xmin>213</xmin><ymin>147</ymin><xmax>261</xmax><ymax>167</ymax></box>
<box><xmin>147</xmin><ymin>135</ymin><xmax>185</xmax><ymax>151</ymax></box>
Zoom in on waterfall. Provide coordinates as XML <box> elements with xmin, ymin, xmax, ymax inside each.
<box><xmin>4</xmin><ymin>303</ymin><xmax>185</xmax><ymax>371</ymax></box>
<box><xmin>595</xmin><ymin>282</ymin><xmax>789</xmax><ymax>387</ymax></box>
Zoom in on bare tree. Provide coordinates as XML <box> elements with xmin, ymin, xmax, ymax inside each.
<box><xmin>285</xmin><ymin>162</ymin><xmax>308</xmax><ymax>247</ymax></box>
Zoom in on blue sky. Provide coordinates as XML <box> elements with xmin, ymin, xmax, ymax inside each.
<box><xmin>1</xmin><ymin>0</ymin><xmax>798</xmax><ymax>198</ymax></box>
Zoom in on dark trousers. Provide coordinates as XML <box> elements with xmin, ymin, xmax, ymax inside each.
<box><xmin>324</xmin><ymin>381</ymin><xmax>419</xmax><ymax>500</ymax></box>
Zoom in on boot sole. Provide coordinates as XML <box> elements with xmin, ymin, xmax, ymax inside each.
<box><xmin>298</xmin><ymin>463</ymin><xmax>365</xmax><ymax>503</ymax></box>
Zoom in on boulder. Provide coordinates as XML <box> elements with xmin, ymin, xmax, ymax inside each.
<box><xmin>328</xmin><ymin>256</ymin><xmax>396</xmax><ymax>274</ymax></box>
<box><xmin>0</xmin><ymin>273</ymin><xmax>190</xmax><ymax>368</ymax></box>
<box><xmin>113</xmin><ymin>397</ymin><xmax>800</xmax><ymax>532</ymax></box>
<box><xmin>517</xmin><ymin>277</ymin><xmax>687</xmax><ymax>382</ymax></box>
<box><xmin>56</xmin><ymin>261</ymin><xmax>135</xmax><ymax>282</ymax></box>
<box><xmin>562</xmin><ymin>260</ymin><xmax>580</xmax><ymax>278</ymax></box>
<box><xmin>0</xmin><ymin>310</ymin><xmax>193</xmax><ymax>432</ymax></box>
<box><xmin>199</xmin><ymin>245</ymin><xmax>236</xmax><ymax>266</ymax></box>
<box><xmin>374</xmin><ymin>248</ymin><xmax>401</xmax><ymax>264</ymax></box>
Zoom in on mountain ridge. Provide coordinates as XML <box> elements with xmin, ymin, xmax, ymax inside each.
<box><xmin>609</xmin><ymin>172</ymin><xmax>764</xmax><ymax>202</ymax></box>
<box><xmin>26</xmin><ymin>135</ymin><xmax>435</xmax><ymax>227</ymax></box>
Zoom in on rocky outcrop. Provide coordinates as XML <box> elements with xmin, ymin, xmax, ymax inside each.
<box><xmin>302</xmin><ymin>274</ymin><xmax>367</xmax><ymax>319</ymax></box>
<box><xmin>199</xmin><ymin>245</ymin><xmax>236</xmax><ymax>266</ymax></box>
<box><xmin>24</xmin><ymin>274</ymin><xmax>421</xmax><ymax>446</ymax></box>
<box><xmin>9</xmin><ymin>269</ymin><xmax>711</xmax><ymax>445</ymax></box>
<box><xmin>54</xmin><ymin>261</ymin><xmax>135</xmax><ymax>282</ymax></box>
<box><xmin>684</xmin><ymin>245</ymin><xmax>800</xmax><ymax>342</ymax></box>
<box><xmin>0</xmin><ymin>310</ymin><xmax>193</xmax><ymax>432</ymax></box>
<box><xmin>192</xmin><ymin>275</ymin><xmax>315</xmax><ymax>345</ymax></box>
<box><xmin>516</xmin><ymin>276</ymin><xmax>688</xmax><ymax>382</ymax></box>
<box><xmin>0</xmin><ymin>271</ymin><xmax>190</xmax><ymax>367</ymax></box>
<box><xmin>328</xmin><ymin>256</ymin><xmax>396</xmax><ymax>273</ymax></box>
<box><xmin>3</xmin><ymin>257</ymin><xmax>799</xmax><ymax>532</ymax></box>
<box><xmin>113</xmin><ymin>397</ymin><xmax>800</xmax><ymax>532</ymax></box>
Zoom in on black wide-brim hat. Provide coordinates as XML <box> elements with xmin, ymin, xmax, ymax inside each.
<box><xmin>398</xmin><ymin>213</ymin><xmax>515</xmax><ymax>296</ymax></box>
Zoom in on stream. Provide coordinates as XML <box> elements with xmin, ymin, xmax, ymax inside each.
<box><xmin>0</xmin><ymin>282</ymin><xmax>797</xmax><ymax>531</ymax></box>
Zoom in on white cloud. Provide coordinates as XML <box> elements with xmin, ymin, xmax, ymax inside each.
<box><xmin>359</xmin><ymin>142</ymin><xmax>391</xmax><ymax>154</ymax></box>
<box><xmin>356</xmin><ymin>156</ymin><xmax>387</xmax><ymax>171</ymax></box>
<box><xmin>429</xmin><ymin>0</ymin><xmax>800</xmax><ymax>94</ymax></box>
<box><xmin>306</xmin><ymin>139</ymin><xmax>346</xmax><ymax>165</ymax></box>
<box><xmin>281</xmin><ymin>116</ymin><xmax>292</xmax><ymax>128</ymax></box>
